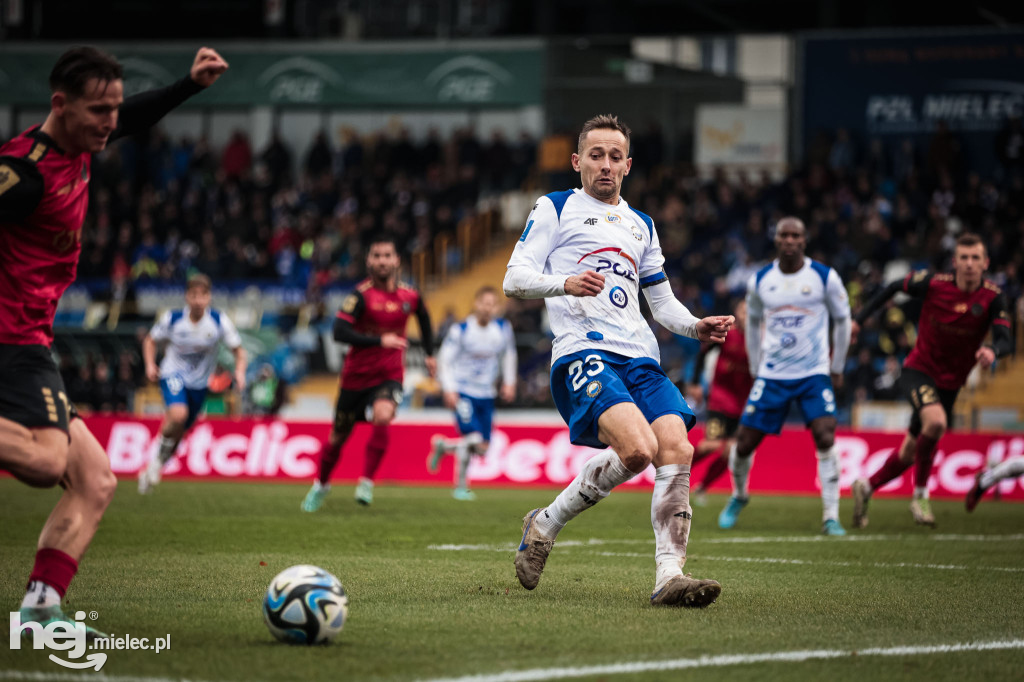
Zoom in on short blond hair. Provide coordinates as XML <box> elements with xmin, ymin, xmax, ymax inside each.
<box><xmin>186</xmin><ymin>273</ymin><xmax>212</xmax><ymax>292</ymax></box>
<box><xmin>577</xmin><ymin>114</ymin><xmax>631</xmax><ymax>155</ymax></box>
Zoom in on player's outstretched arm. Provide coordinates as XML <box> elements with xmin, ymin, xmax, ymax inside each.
<box><xmin>113</xmin><ymin>47</ymin><xmax>228</xmax><ymax>142</ymax></box>
<box><xmin>695</xmin><ymin>316</ymin><xmax>735</xmax><ymax>343</ymax></box>
<box><xmin>644</xmin><ymin>278</ymin><xmax>734</xmax><ymax>343</ymax></box>
<box><xmin>232</xmin><ymin>346</ymin><xmax>247</xmax><ymax>393</ymax></box>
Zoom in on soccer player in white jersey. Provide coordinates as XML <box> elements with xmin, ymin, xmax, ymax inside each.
<box><xmin>428</xmin><ymin>285</ymin><xmax>518</xmax><ymax>500</ymax></box>
<box><xmin>717</xmin><ymin>217</ymin><xmax>852</xmax><ymax>535</ymax></box>
<box><xmin>138</xmin><ymin>274</ymin><xmax>247</xmax><ymax>493</ymax></box>
<box><xmin>503</xmin><ymin>114</ymin><xmax>734</xmax><ymax>607</ymax></box>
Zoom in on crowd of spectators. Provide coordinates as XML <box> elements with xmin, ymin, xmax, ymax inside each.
<box><xmin>77</xmin><ymin>124</ymin><xmax>537</xmax><ymax>306</ymax></box>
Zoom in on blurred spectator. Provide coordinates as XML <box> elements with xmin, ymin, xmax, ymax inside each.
<box><xmin>305</xmin><ymin>130</ymin><xmax>334</xmax><ymax>178</ymax></box>
<box><xmin>221</xmin><ymin>129</ymin><xmax>253</xmax><ymax>180</ymax></box>
<box><xmin>245</xmin><ymin>363</ymin><xmax>289</xmax><ymax>417</ymax></box>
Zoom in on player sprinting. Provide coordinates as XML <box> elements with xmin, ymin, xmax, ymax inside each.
<box><xmin>427</xmin><ymin>285</ymin><xmax>517</xmax><ymax>501</ymax></box>
<box><xmin>966</xmin><ymin>457</ymin><xmax>1024</xmax><ymax>511</ymax></box>
<box><xmin>138</xmin><ymin>274</ymin><xmax>247</xmax><ymax>493</ymax></box>
<box><xmin>504</xmin><ymin>114</ymin><xmax>733</xmax><ymax>607</ymax></box>
<box><xmin>688</xmin><ymin>299</ymin><xmax>752</xmax><ymax>506</ymax></box>
<box><xmin>0</xmin><ymin>45</ymin><xmax>227</xmax><ymax>635</ymax></box>
<box><xmin>302</xmin><ymin>235</ymin><xmax>436</xmax><ymax>510</ymax></box>
<box><xmin>718</xmin><ymin>217</ymin><xmax>852</xmax><ymax>536</ymax></box>
<box><xmin>850</xmin><ymin>232</ymin><xmax>1012</xmax><ymax>528</ymax></box>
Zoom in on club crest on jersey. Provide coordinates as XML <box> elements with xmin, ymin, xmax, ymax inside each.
<box><xmin>609</xmin><ymin>286</ymin><xmax>628</xmax><ymax>309</ymax></box>
<box><xmin>801</xmin><ymin>285</ymin><xmax>812</xmax><ymax>295</ymax></box>
<box><xmin>605</xmin><ymin>213</ymin><xmax>621</xmax><ymax>224</ymax></box>
<box><xmin>631</xmin><ymin>225</ymin><xmax>644</xmax><ymax>241</ymax></box>
<box><xmin>586</xmin><ymin>380</ymin><xmax>602</xmax><ymax>398</ymax></box>
<box><xmin>402</xmin><ymin>301</ymin><xmax>412</xmax><ymax>313</ymax></box>
<box><xmin>971</xmin><ymin>303</ymin><xmax>984</xmax><ymax>316</ymax></box>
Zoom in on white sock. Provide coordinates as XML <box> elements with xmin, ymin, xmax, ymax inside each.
<box><xmin>980</xmin><ymin>456</ymin><xmax>1024</xmax><ymax>490</ymax></box>
<box><xmin>454</xmin><ymin>443</ymin><xmax>471</xmax><ymax>489</ymax></box>
<box><xmin>728</xmin><ymin>443</ymin><xmax>754</xmax><ymax>500</ymax></box>
<box><xmin>816</xmin><ymin>447</ymin><xmax>840</xmax><ymax>522</ymax></box>
<box><xmin>21</xmin><ymin>580</ymin><xmax>61</xmax><ymax>609</ymax></box>
<box><xmin>311</xmin><ymin>479</ymin><xmax>329</xmax><ymax>492</ymax></box>
<box><xmin>914</xmin><ymin>486</ymin><xmax>928</xmax><ymax>500</ymax></box>
<box><xmin>157</xmin><ymin>435</ymin><xmax>178</xmax><ymax>465</ymax></box>
<box><xmin>651</xmin><ymin>464</ymin><xmax>692</xmax><ymax>578</ymax></box>
<box><xmin>536</xmin><ymin>451</ymin><xmax>637</xmax><ymax>538</ymax></box>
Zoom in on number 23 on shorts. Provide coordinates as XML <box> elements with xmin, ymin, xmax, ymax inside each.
<box><xmin>568</xmin><ymin>354</ymin><xmax>605</xmax><ymax>391</ymax></box>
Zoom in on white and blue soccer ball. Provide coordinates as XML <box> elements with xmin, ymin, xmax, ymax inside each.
<box><xmin>262</xmin><ymin>565</ymin><xmax>349</xmax><ymax>645</ymax></box>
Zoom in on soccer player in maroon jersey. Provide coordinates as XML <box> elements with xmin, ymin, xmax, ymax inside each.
<box><xmin>0</xmin><ymin>45</ymin><xmax>227</xmax><ymax>634</ymax></box>
<box><xmin>688</xmin><ymin>299</ymin><xmax>753</xmax><ymax>504</ymax></box>
<box><xmin>850</xmin><ymin>233</ymin><xmax>1013</xmax><ymax>528</ymax></box>
<box><xmin>301</xmin><ymin>235</ymin><xmax>436</xmax><ymax>510</ymax></box>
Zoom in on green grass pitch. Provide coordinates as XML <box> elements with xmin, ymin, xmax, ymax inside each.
<box><xmin>1</xmin><ymin>479</ymin><xmax>1022</xmax><ymax>681</ymax></box>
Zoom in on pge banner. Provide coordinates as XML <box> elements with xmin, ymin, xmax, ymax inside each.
<box><xmin>800</xmin><ymin>31</ymin><xmax>1024</xmax><ymax>175</ymax></box>
<box><xmin>86</xmin><ymin>416</ymin><xmax>1024</xmax><ymax>500</ymax></box>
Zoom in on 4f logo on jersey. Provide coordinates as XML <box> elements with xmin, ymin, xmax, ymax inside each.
<box><xmin>583</xmin><ymin>218</ymin><xmax>598</xmax><ymax>225</ymax></box>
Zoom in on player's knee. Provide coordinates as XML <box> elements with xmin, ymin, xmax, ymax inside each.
<box><xmin>166</xmin><ymin>406</ymin><xmax>189</xmax><ymax>430</ymax></box>
<box><xmin>86</xmin><ymin>464</ymin><xmax>118</xmax><ymax>511</ymax></box>
<box><xmin>813</xmin><ymin>431</ymin><xmax>835</xmax><ymax>451</ymax></box>
<box><xmin>621</xmin><ymin>432</ymin><xmax>657</xmax><ymax>473</ymax></box>
<box><xmin>26</xmin><ymin>434</ymin><xmax>69</xmax><ymax>488</ymax></box>
<box><xmin>921</xmin><ymin>418</ymin><xmax>946</xmax><ymax>439</ymax></box>
<box><xmin>32</xmin><ymin>453</ymin><xmax>66</xmax><ymax>488</ymax></box>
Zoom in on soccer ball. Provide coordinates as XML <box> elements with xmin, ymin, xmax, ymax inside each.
<box><xmin>262</xmin><ymin>565</ymin><xmax>349</xmax><ymax>645</ymax></box>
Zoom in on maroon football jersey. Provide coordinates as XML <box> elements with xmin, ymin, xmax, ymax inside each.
<box><xmin>0</xmin><ymin>129</ymin><xmax>89</xmax><ymax>345</ymax></box>
<box><xmin>902</xmin><ymin>271</ymin><xmax>1011</xmax><ymax>390</ymax></box>
<box><xmin>336</xmin><ymin>279</ymin><xmax>424</xmax><ymax>390</ymax></box>
<box><xmin>707</xmin><ymin>326</ymin><xmax>754</xmax><ymax>417</ymax></box>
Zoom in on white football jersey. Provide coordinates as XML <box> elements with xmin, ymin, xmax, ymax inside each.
<box><xmin>438</xmin><ymin>316</ymin><xmax>517</xmax><ymax>399</ymax></box>
<box><xmin>506</xmin><ymin>189</ymin><xmax>666</xmax><ymax>363</ymax></box>
<box><xmin>149</xmin><ymin>307</ymin><xmax>242</xmax><ymax>389</ymax></box>
<box><xmin>747</xmin><ymin>257</ymin><xmax>850</xmax><ymax>380</ymax></box>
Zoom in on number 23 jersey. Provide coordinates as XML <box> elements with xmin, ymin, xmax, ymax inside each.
<box><xmin>506</xmin><ymin>188</ymin><xmax>667</xmax><ymax>364</ymax></box>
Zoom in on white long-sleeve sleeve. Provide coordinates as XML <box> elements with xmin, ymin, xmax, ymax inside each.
<box><xmin>642</xmin><ymin>279</ymin><xmax>700</xmax><ymax>339</ymax></box>
<box><xmin>501</xmin><ymin>320</ymin><xmax>518</xmax><ymax>387</ymax></box>
<box><xmin>502</xmin><ymin>265</ymin><xmax>566</xmax><ymax>299</ymax></box>
<box><xmin>830</xmin><ymin>316</ymin><xmax>851</xmax><ymax>375</ymax></box>
<box><xmin>437</xmin><ymin>325</ymin><xmax>461</xmax><ymax>394</ymax></box>
<box><xmin>745</xmin><ymin>311</ymin><xmax>763</xmax><ymax>377</ymax></box>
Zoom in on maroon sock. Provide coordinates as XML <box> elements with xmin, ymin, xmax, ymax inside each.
<box><xmin>27</xmin><ymin>548</ymin><xmax>78</xmax><ymax>598</ymax></box>
<box><xmin>914</xmin><ymin>434</ymin><xmax>940</xmax><ymax>489</ymax></box>
<box><xmin>317</xmin><ymin>440</ymin><xmax>343</xmax><ymax>484</ymax></box>
<box><xmin>868</xmin><ymin>450</ymin><xmax>912</xmax><ymax>490</ymax></box>
<box><xmin>362</xmin><ymin>425</ymin><xmax>389</xmax><ymax>480</ymax></box>
<box><xmin>702</xmin><ymin>456</ymin><xmax>729</xmax><ymax>489</ymax></box>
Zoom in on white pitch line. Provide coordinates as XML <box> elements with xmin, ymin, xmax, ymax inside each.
<box><xmin>426</xmin><ymin>533</ymin><xmax>1024</xmax><ymax>552</ymax></box>
<box><xmin>591</xmin><ymin>551</ymin><xmax>1024</xmax><ymax>573</ymax></box>
<box><xmin>415</xmin><ymin>638</ymin><xmax>1024</xmax><ymax>682</ymax></box>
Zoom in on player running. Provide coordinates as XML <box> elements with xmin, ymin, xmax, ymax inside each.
<box><xmin>718</xmin><ymin>217</ymin><xmax>852</xmax><ymax>536</ymax></box>
<box><xmin>302</xmin><ymin>235</ymin><xmax>436</xmax><ymax>510</ymax></box>
<box><xmin>687</xmin><ymin>299</ymin><xmax>752</xmax><ymax>506</ymax></box>
<box><xmin>0</xmin><ymin>45</ymin><xmax>227</xmax><ymax>634</ymax></box>
<box><xmin>504</xmin><ymin>114</ymin><xmax>733</xmax><ymax>607</ymax></box>
<box><xmin>138</xmin><ymin>274</ymin><xmax>246</xmax><ymax>493</ymax></box>
<box><xmin>427</xmin><ymin>285</ymin><xmax>517</xmax><ymax>501</ymax></box>
<box><xmin>850</xmin><ymin>232</ymin><xmax>1012</xmax><ymax>528</ymax></box>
